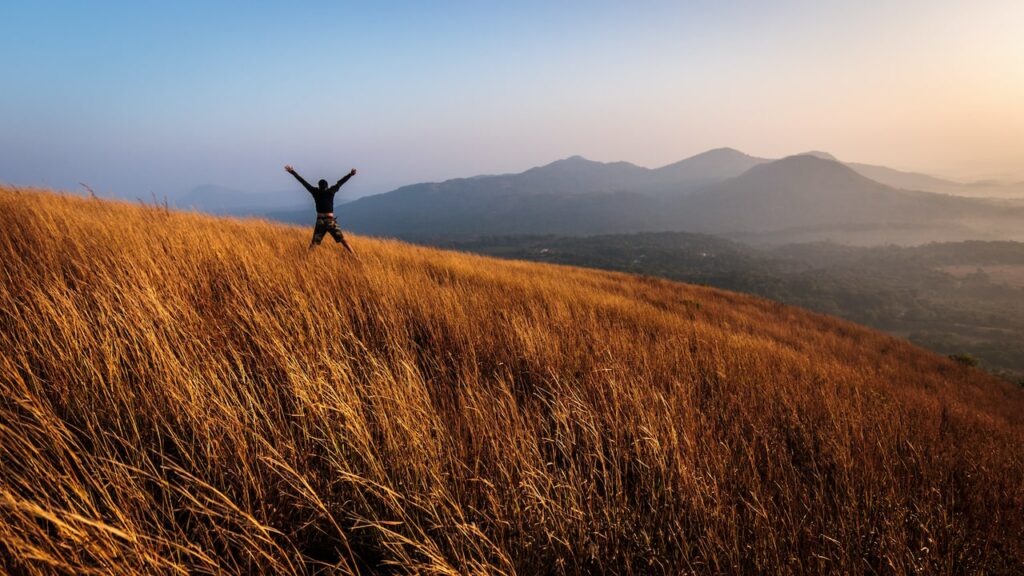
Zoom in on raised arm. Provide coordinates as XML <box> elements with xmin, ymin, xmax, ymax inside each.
<box><xmin>285</xmin><ymin>165</ymin><xmax>317</xmax><ymax>194</ymax></box>
<box><xmin>330</xmin><ymin>168</ymin><xmax>357</xmax><ymax>192</ymax></box>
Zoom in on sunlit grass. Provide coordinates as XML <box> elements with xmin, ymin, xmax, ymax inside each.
<box><xmin>1</xmin><ymin>187</ymin><xmax>1022</xmax><ymax>574</ymax></box>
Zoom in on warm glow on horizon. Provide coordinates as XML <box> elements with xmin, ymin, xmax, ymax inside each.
<box><xmin>1</xmin><ymin>0</ymin><xmax>1022</xmax><ymax>197</ymax></box>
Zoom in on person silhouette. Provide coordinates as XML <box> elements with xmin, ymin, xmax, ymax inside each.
<box><xmin>285</xmin><ymin>165</ymin><xmax>357</xmax><ymax>252</ymax></box>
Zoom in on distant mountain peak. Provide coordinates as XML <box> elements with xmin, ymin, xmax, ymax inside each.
<box><xmin>652</xmin><ymin>148</ymin><xmax>767</xmax><ymax>185</ymax></box>
<box><xmin>763</xmin><ymin>154</ymin><xmax>858</xmax><ymax>173</ymax></box>
<box><xmin>798</xmin><ymin>150</ymin><xmax>839</xmax><ymax>161</ymax></box>
<box><xmin>537</xmin><ymin>155</ymin><xmax>599</xmax><ymax>169</ymax></box>
<box><xmin>702</xmin><ymin>147</ymin><xmax>750</xmax><ymax>157</ymax></box>
<box><xmin>659</xmin><ymin>147</ymin><xmax>756</xmax><ymax>167</ymax></box>
<box><xmin>728</xmin><ymin>154</ymin><xmax>894</xmax><ymax>193</ymax></box>
<box><xmin>775</xmin><ymin>153</ymin><xmax>848</xmax><ymax>168</ymax></box>
<box><xmin>553</xmin><ymin>154</ymin><xmax>598</xmax><ymax>165</ymax></box>
<box><xmin>529</xmin><ymin>155</ymin><xmax>645</xmax><ymax>175</ymax></box>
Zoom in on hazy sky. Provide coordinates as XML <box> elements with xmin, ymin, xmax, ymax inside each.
<box><xmin>2</xmin><ymin>1</ymin><xmax>1022</xmax><ymax>199</ymax></box>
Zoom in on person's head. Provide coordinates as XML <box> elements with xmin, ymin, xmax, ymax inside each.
<box><xmin>318</xmin><ymin>179</ymin><xmax>328</xmax><ymax>191</ymax></box>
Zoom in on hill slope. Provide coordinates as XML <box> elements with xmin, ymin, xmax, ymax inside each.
<box><xmin>676</xmin><ymin>155</ymin><xmax>998</xmax><ymax>233</ymax></box>
<box><xmin>440</xmin><ymin>233</ymin><xmax>1024</xmax><ymax>377</ymax></box>
<box><xmin>847</xmin><ymin>162</ymin><xmax>1024</xmax><ymax>199</ymax></box>
<box><xmin>644</xmin><ymin>147</ymin><xmax>768</xmax><ymax>194</ymax></box>
<box><xmin>1</xmin><ymin>188</ymin><xmax>1023</xmax><ymax>574</ymax></box>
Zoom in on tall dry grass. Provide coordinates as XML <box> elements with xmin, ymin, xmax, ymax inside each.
<box><xmin>0</xmin><ymin>187</ymin><xmax>1022</xmax><ymax>575</ymax></box>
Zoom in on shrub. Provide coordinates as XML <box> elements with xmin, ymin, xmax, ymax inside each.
<box><xmin>949</xmin><ymin>353</ymin><xmax>980</xmax><ymax>367</ymax></box>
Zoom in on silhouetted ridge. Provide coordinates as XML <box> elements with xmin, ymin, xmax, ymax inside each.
<box><xmin>674</xmin><ymin>155</ymin><xmax>986</xmax><ymax>234</ymax></box>
<box><xmin>734</xmin><ymin>154</ymin><xmax>887</xmax><ymax>190</ymax></box>
<box><xmin>652</xmin><ymin>147</ymin><xmax>766</xmax><ymax>185</ymax></box>
<box><xmin>797</xmin><ymin>150</ymin><xmax>839</xmax><ymax>161</ymax></box>
<box><xmin>658</xmin><ymin>147</ymin><xmax>752</xmax><ymax>167</ymax></box>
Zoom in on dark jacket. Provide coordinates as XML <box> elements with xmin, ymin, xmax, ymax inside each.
<box><xmin>289</xmin><ymin>170</ymin><xmax>354</xmax><ymax>213</ymax></box>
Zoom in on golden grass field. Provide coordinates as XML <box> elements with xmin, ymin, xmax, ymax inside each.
<box><xmin>1</xmin><ymin>187</ymin><xmax>1023</xmax><ymax>575</ymax></box>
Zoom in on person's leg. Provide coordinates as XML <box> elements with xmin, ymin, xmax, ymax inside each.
<box><xmin>327</xmin><ymin>220</ymin><xmax>355</xmax><ymax>254</ymax></box>
<box><xmin>309</xmin><ymin>218</ymin><xmax>328</xmax><ymax>249</ymax></box>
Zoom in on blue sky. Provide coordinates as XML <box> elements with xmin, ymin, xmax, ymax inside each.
<box><xmin>2</xmin><ymin>1</ymin><xmax>1022</xmax><ymax>199</ymax></box>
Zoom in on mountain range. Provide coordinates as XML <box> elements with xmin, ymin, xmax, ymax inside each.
<box><xmin>294</xmin><ymin>148</ymin><xmax>1024</xmax><ymax>245</ymax></box>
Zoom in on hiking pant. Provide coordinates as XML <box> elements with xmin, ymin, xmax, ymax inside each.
<box><xmin>310</xmin><ymin>215</ymin><xmax>353</xmax><ymax>252</ymax></box>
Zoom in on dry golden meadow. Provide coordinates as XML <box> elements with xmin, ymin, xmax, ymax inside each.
<box><xmin>1</xmin><ymin>187</ymin><xmax>1022</xmax><ymax>575</ymax></box>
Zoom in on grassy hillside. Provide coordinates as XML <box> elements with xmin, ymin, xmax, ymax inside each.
<box><xmin>1</xmin><ymin>188</ymin><xmax>1023</xmax><ymax>575</ymax></box>
<box><xmin>442</xmin><ymin>233</ymin><xmax>1024</xmax><ymax>378</ymax></box>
